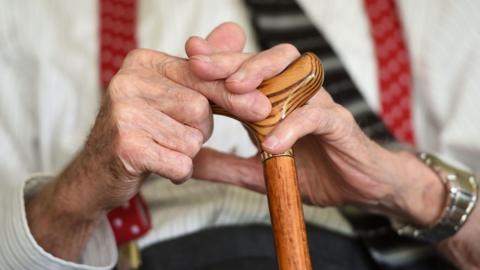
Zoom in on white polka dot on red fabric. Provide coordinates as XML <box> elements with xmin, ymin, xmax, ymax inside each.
<box><xmin>131</xmin><ymin>225</ymin><xmax>140</xmax><ymax>235</ymax></box>
<box><xmin>113</xmin><ymin>218</ymin><xmax>123</xmax><ymax>228</ymax></box>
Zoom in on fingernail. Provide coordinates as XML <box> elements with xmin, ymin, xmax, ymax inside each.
<box><xmin>190</xmin><ymin>55</ymin><xmax>211</xmax><ymax>63</ymax></box>
<box><xmin>227</xmin><ymin>70</ymin><xmax>246</xmax><ymax>83</ymax></box>
<box><xmin>263</xmin><ymin>135</ymin><xmax>279</xmax><ymax>150</ymax></box>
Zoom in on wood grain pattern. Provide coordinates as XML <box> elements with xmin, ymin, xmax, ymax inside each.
<box><xmin>211</xmin><ymin>52</ymin><xmax>324</xmax><ymax>270</ymax></box>
<box><xmin>211</xmin><ymin>52</ymin><xmax>324</xmax><ymax>144</ymax></box>
<box><xmin>265</xmin><ymin>156</ymin><xmax>312</xmax><ymax>270</ymax></box>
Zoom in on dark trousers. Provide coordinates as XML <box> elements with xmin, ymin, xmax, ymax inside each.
<box><xmin>140</xmin><ymin>224</ymin><xmax>378</xmax><ymax>270</ymax></box>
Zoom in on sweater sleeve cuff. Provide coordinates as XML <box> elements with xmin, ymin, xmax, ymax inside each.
<box><xmin>0</xmin><ymin>174</ymin><xmax>118</xmax><ymax>270</ymax></box>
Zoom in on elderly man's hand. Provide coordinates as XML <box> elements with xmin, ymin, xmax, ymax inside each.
<box><xmin>187</xmin><ymin>30</ymin><xmax>446</xmax><ymax>230</ymax></box>
<box><xmin>69</xmin><ymin>47</ymin><xmax>271</xmax><ymax>210</ymax></box>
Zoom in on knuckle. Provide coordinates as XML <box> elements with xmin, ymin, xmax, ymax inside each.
<box><xmin>174</xmin><ymin>127</ymin><xmax>204</xmax><ymax>157</ymax></box>
<box><xmin>221</xmin><ymin>91</ymin><xmax>235</xmax><ymax>111</ymax></box>
<box><xmin>108</xmin><ymin>72</ymin><xmax>137</xmax><ymax>98</ymax></box>
<box><xmin>114</xmin><ymin>135</ymin><xmax>140</xmax><ymax>173</ymax></box>
<box><xmin>125</xmin><ymin>48</ymin><xmax>149</xmax><ymax>62</ymax></box>
<box><xmin>334</xmin><ymin>104</ymin><xmax>355</xmax><ymax>123</ymax></box>
<box><xmin>170</xmin><ymin>155</ymin><xmax>193</xmax><ymax>182</ymax></box>
<box><xmin>301</xmin><ymin>106</ymin><xmax>323</xmax><ymax>126</ymax></box>
<box><xmin>184</xmin><ymin>129</ymin><xmax>204</xmax><ymax>156</ymax></box>
<box><xmin>189</xmin><ymin>95</ymin><xmax>210</xmax><ymax>121</ymax></box>
<box><xmin>109</xmin><ymin>73</ymin><xmax>128</xmax><ymax>92</ymax></box>
<box><xmin>125</xmin><ymin>49</ymin><xmax>168</xmax><ymax>68</ymax></box>
<box><xmin>111</xmin><ymin>102</ymin><xmax>134</xmax><ymax>124</ymax></box>
<box><xmin>115</xmin><ymin>130</ymin><xmax>135</xmax><ymax>153</ymax></box>
<box><xmin>329</xmin><ymin>105</ymin><xmax>355</xmax><ymax>138</ymax></box>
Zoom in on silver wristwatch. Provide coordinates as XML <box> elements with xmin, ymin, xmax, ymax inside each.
<box><xmin>392</xmin><ymin>153</ymin><xmax>478</xmax><ymax>243</ymax></box>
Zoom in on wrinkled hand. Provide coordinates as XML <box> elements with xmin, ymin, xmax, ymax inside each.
<box><xmin>66</xmin><ymin>26</ymin><xmax>277</xmax><ymax>211</ymax></box>
<box><xmin>188</xmin><ymin>24</ymin><xmax>445</xmax><ymax>228</ymax></box>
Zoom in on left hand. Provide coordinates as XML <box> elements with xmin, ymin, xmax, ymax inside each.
<box><xmin>187</xmin><ymin>23</ymin><xmax>445</xmax><ymax>228</ymax></box>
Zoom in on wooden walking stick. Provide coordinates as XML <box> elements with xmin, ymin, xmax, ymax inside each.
<box><xmin>211</xmin><ymin>52</ymin><xmax>324</xmax><ymax>270</ymax></box>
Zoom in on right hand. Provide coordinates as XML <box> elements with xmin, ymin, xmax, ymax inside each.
<box><xmin>62</xmin><ymin>47</ymin><xmax>273</xmax><ymax>212</ymax></box>
<box><xmin>30</xmin><ymin>23</ymin><xmax>271</xmax><ymax>216</ymax></box>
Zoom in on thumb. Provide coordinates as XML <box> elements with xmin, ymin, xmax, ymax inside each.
<box><xmin>185</xmin><ymin>22</ymin><xmax>246</xmax><ymax>57</ymax></box>
<box><xmin>192</xmin><ymin>147</ymin><xmax>266</xmax><ymax>193</ymax></box>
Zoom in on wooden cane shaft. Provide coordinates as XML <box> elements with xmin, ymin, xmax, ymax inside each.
<box><xmin>211</xmin><ymin>53</ymin><xmax>323</xmax><ymax>270</ymax></box>
<box><xmin>264</xmin><ymin>154</ymin><xmax>311</xmax><ymax>270</ymax></box>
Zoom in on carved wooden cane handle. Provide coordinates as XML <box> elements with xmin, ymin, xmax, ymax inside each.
<box><xmin>211</xmin><ymin>52</ymin><xmax>324</xmax><ymax>270</ymax></box>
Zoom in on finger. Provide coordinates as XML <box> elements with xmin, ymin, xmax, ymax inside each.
<box><xmin>120</xmin><ymin>103</ymin><xmax>205</xmax><ymax>158</ymax></box>
<box><xmin>225</xmin><ymin>43</ymin><xmax>301</xmax><ymax>94</ymax></box>
<box><xmin>185</xmin><ymin>22</ymin><xmax>246</xmax><ymax>57</ymax></box>
<box><xmin>261</xmin><ymin>88</ymin><xmax>342</xmax><ymax>153</ymax></box>
<box><xmin>189</xmin><ymin>44</ymin><xmax>300</xmax><ymax>93</ymax></box>
<box><xmin>151</xmin><ymin>80</ymin><xmax>213</xmax><ymax>140</ymax></box>
<box><xmin>121</xmin><ymin>48</ymin><xmax>169</xmax><ymax>69</ymax></box>
<box><xmin>111</xmin><ymin>73</ymin><xmax>213</xmax><ymax>139</ymax></box>
<box><xmin>262</xmin><ymin>104</ymin><xmax>345</xmax><ymax>154</ymax></box>
<box><xmin>188</xmin><ymin>52</ymin><xmax>253</xmax><ymax>81</ymax></box>
<box><xmin>192</xmin><ymin>147</ymin><xmax>265</xmax><ymax>193</ymax></box>
<box><xmin>146</xmin><ymin>143</ymin><xmax>194</xmax><ymax>183</ymax></box>
<box><xmin>118</xmin><ymin>51</ymin><xmax>271</xmax><ymax>122</ymax></box>
<box><xmin>206</xmin><ymin>22</ymin><xmax>246</xmax><ymax>52</ymax></box>
<box><xmin>162</xmin><ymin>60</ymin><xmax>271</xmax><ymax>122</ymax></box>
<box><xmin>185</xmin><ymin>36</ymin><xmax>216</xmax><ymax>56</ymax></box>
<box><xmin>118</xmin><ymin>134</ymin><xmax>193</xmax><ymax>183</ymax></box>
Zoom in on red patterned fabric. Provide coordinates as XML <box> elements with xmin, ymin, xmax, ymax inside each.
<box><xmin>107</xmin><ymin>194</ymin><xmax>152</xmax><ymax>246</ymax></box>
<box><xmin>100</xmin><ymin>0</ymin><xmax>137</xmax><ymax>88</ymax></box>
<box><xmin>99</xmin><ymin>0</ymin><xmax>152</xmax><ymax>245</ymax></box>
<box><xmin>364</xmin><ymin>0</ymin><xmax>415</xmax><ymax>145</ymax></box>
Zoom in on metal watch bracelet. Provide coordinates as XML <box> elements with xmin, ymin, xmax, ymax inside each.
<box><xmin>392</xmin><ymin>153</ymin><xmax>478</xmax><ymax>243</ymax></box>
